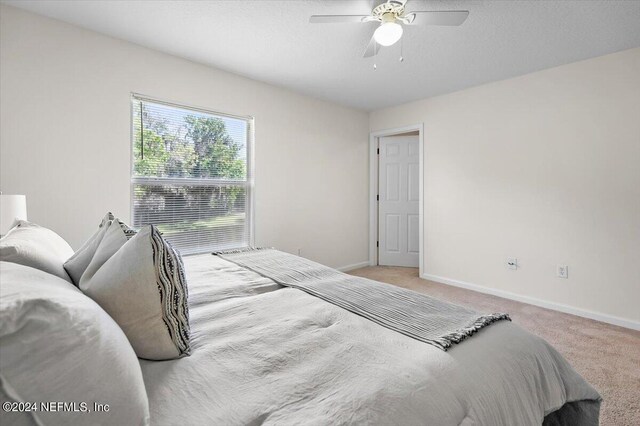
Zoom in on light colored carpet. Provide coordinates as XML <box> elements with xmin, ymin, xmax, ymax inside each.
<box><xmin>348</xmin><ymin>266</ymin><xmax>640</xmax><ymax>426</ymax></box>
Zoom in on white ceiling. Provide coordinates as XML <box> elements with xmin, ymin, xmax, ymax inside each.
<box><xmin>4</xmin><ymin>0</ymin><xmax>640</xmax><ymax>111</ymax></box>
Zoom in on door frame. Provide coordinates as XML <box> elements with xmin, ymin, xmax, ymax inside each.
<box><xmin>369</xmin><ymin>124</ymin><xmax>424</xmax><ymax>276</ymax></box>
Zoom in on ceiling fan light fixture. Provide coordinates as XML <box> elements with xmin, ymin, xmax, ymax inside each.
<box><xmin>373</xmin><ymin>21</ymin><xmax>403</xmax><ymax>47</ymax></box>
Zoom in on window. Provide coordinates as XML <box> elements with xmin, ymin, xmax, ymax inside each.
<box><xmin>131</xmin><ymin>94</ymin><xmax>253</xmax><ymax>255</ymax></box>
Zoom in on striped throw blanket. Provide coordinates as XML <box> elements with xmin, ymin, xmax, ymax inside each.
<box><xmin>214</xmin><ymin>248</ymin><xmax>510</xmax><ymax>351</ymax></box>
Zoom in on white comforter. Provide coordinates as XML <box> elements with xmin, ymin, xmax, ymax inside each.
<box><xmin>140</xmin><ymin>255</ymin><xmax>600</xmax><ymax>425</ymax></box>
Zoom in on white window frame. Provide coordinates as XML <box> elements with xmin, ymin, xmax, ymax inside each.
<box><xmin>129</xmin><ymin>93</ymin><xmax>255</xmax><ymax>252</ymax></box>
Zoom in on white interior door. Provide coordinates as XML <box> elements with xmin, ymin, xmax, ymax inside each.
<box><xmin>378</xmin><ymin>136</ymin><xmax>420</xmax><ymax>267</ymax></box>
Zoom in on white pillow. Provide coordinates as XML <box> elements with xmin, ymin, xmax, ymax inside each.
<box><xmin>80</xmin><ymin>223</ymin><xmax>191</xmax><ymax>360</ymax></box>
<box><xmin>0</xmin><ymin>220</ymin><xmax>73</xmax><ymax>282</ymax></box>
<box><xmin>0</xmin><ymin>261</ymin><xmax>150</xmax><ymax>426</ymax></box>
<box><xmin>64</xmin><ymin>212</ymin><xmax>136</xmax><ymax>286</ymax></box>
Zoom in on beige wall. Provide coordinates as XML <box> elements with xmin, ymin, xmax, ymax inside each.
<box><xmin>371</xmin><ymin>48</ymin><xmax>640</xmax><ymax>326</ymax></box>
<box><xmin>0</xmin><ymin>5</ymin><xmax>369</xmax><ymax>269</ymax></box>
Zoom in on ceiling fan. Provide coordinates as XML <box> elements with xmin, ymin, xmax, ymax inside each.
<box><xmin>309</xmin><ymin>0</ymin><xmax>469</xmax><ymax>58</ymax></box>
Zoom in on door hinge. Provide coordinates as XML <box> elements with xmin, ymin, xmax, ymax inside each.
<box><xmin>376</xmin><ymin>241</ymin><xmax>379</xmax><ymax>247</ymax></box>
<box><xmin>376</xmin><ymin>194</ymin><xmax>379</xmax><ymax>201</ymax></box>
<box><xmin>377</xmin><ymin>148</ymin><xmax>380</xmax><ymax>155</ymax></box>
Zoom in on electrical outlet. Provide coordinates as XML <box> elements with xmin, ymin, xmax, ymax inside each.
<box><xmin>557</xmin><ymin>265</ymin><xmax>568</xmax><ymax>279</ymax></box>
<box><xmin>297</xmin><ymin>248</ymin><xmax>302</xmax><ymax>256</ymax></box>
<box><xmin>506</xmin><ymin>258</ymin><xmax>518</xmax><ymax>270</ymax></box>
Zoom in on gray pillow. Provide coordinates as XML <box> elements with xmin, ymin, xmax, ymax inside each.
<box><xmin>0</xmin><ymin>261</ymin><xmax>150</xmax><ymax>426</ymax></box>
<box><xmin>80</xmin><ymin>222</ymin><xmax>190</xmax><ymax>360</ymax></box>
<box><xmin>0</xmin><ymin>220</ymin><xmax>74</xmax><ymax>282</ymax></box>
<box><xmin>64</xmin><ymin>212</ymin><xmax>136</xmax><ymax>285</ymax></box>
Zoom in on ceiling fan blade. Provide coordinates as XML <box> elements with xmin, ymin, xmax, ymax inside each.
<box><xmin>406</xmin><ymin>10</ymin><xmax>469</xmax><ymax>26</ymax></box>
<box><xmin>309</xmin><ymin>15</ymin><xmax>370</xmax><ymax>24</ymax></box>
<box><xmin>363</xmin><ymin>35</ymin><xmax>377</xmax><ymax>58</ymax></box>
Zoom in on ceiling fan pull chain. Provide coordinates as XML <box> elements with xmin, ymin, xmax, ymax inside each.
<box><xmin>399</xmin><ymin>36</ymin><xmax>404</xmax><ymax>62</ymax></box>
<box><xmin>373</xmin><ymin>42</ymin><xmax>378</xmax><ymax>70</ymax></box>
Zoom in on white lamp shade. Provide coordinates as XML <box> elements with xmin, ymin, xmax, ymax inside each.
<box><xmin>373</xmin><ymin>21</ymin><xmax>403</xmax><ymax>47</ymax></box>
<box><xmin>1</xmin><ymin>194</ymin><xmax>27</xmax><ymax>235</ymax></box>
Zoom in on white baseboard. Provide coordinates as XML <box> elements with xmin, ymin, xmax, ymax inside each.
<box><xmin>421</xmin><ymin>273</ymin><xmax>640</xmax><ymax>331</ymax></box>
<box><xmin>337</xmin><ymin>261</ymin><xmax>371</xmax><ymax>272</ymax></box>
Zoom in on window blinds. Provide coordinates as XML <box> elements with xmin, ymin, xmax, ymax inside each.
<box><xmin>131</xmin><ymin>95</ymin><xmax>253</xmax><ymax>255</ymax></box>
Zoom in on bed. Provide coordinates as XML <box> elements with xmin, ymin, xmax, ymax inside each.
<box><xmin>140</xmin><ymin>253</ymin><xmax>601</xmax><ymax>425</ymax></box>
<box><xmin>0</xmin><ymin>219</ymin><xmax>601</xmax><ymax>426</ymax></box>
